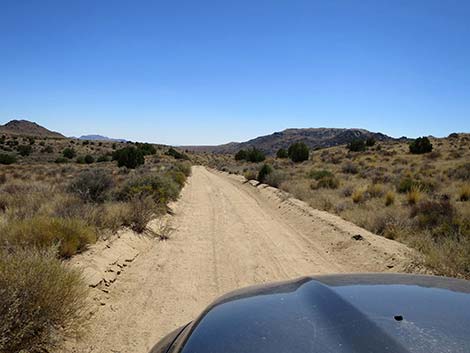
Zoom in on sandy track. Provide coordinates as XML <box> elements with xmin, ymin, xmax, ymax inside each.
<box><xmin>65</xmin><ymin>166</ymin><xmax>418</xmax><ymax>353</ymax></box>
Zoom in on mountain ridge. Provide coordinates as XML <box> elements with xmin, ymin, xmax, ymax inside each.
<box><xmin>78</xmin><ymin>134</ymin><xmax>127</xmax><ymax>142</ymax></box>
<box><xmin>183</xmin><ymin>127</ymin><xmax>393</xmax><ymax>154</ymax></box>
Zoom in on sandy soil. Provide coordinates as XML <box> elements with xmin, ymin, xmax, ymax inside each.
<box><xmin>64</xmin><ymin>166</ymin><xmax>420</xmax><ymax>353</ymax></box>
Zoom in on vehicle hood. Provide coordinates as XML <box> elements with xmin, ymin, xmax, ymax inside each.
<box><xmin>177</xmin><ymin>274</ymin><xmax>470</xmax><ymax>353</ymax></box>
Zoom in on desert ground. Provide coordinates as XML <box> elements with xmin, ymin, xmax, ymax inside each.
<box><xmin>64</xmin><ymin>166</ymin><xmax>420</xmax><ymax>353</ymax></box>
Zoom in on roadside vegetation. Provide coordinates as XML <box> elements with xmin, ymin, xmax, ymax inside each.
<box><xmin>0</xmin><ymin>133</ymin><xmax>191</xmax><ymax>352</ymax></box>
<box><xmin>200</xmin><ymin>134</ymin><xmax>470</xmax><ymax>279</ymax></box>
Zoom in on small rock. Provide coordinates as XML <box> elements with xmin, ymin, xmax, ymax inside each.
<box><xmin>351</xmin><ymin>234</ymin><xmax>364</xmax><ymax>241</ymax></box>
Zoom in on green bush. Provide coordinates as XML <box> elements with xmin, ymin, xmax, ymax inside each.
<box><xmin>54</xmin><ymin>157</ymin><xmax>69</xmax><ymax>164</ymax></box>
<box><xmin>257</xmin><ymin>164</ymin><xmax>273</xmax><ymax>183</ymax></box>
<box><xmin>41</xmin><ymin>145</ymin><xmax>53</xmax><ymax>153</ymax></box>
<box><xmin>0</xmin><ymin>216</ymin><xmax>96</xmax><ymax>258</ymax></box>
<box><xmin>245</xmin><ymin>147</ymin><xmax>265</xmax><ymax>162</ymax></box>
<box><xmin>166</xmin><ymin>147</ymin><xmax>189</xmax><ymax>160</ymax></box>
<box><xmin>276</xmin><ymin>148</ymin><xmax>288</xmax><ymax>159</ymax></box>
<box><xmin>113</xmin><ymin>146</ymin><xmax>145</xmax><ymax>169</ymax></box>
<box><xmin>62</xmin><ymin>147</ymin><xmax>76</xmax><ymax>159</ymax></box>
<box><xmin>288</xmin><ymin>142</ymin><xmax>309</xmax><ymax>162</ymax></box>
<box><xmin>17</xmin><ymin>144</ymin><xmax>32</xmax><ymax>156</ymax></box>
<box><xmin>0</xmin><ymin>248</ymin><xmax>87</xmax><ymax>353</ymax></box>
<box><xmin>135</xmin><ymin>142</ymin><xmax>156</xmax><ymax>156</ymax></box>
<box><xmin>409</xmin><ymin>137</ymin><xmax>433</xmax><ymax>154</ymax></box>
<box><xmin>76</xmin><ymin>156</ymin><xmax>86</xmax><ymax>164</ymax></box>
<box><xmin>235</xmin><ymin>149</ymin><xmax>247</xmax><ymax>161</ymax></box>
<box><xmin>84</xmin><ymin>154</ymin><xmax>94</xmax><ymax>164</ymax></box>
<box><xmin>308</xmin><ymin>169</ymin><xmax>333</xmax><ymax>180</ymax></box>
<box><xmin>97</xmin><ymin>155</ymin><xmax>110</xmax><ymax>162</ymax></box>
<box><xmin>68</xmin><ymin>169</ymin><xmax>114</xmax><ymax>203</ymax></box>
<box><xmin>0</xmin><ymin>153</ymin><xmax>16</xmax><ymax>165</ymax></box>
<box><xmin>347</xmin><ymin>139</ymin><xmax>366</xmax><ymax>152</ymax></box>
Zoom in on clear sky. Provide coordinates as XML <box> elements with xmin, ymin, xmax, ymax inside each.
<box><xmin>1</xmin><ymin>0</ymin><xmax>469</xmax><ymax>145</ymax></box>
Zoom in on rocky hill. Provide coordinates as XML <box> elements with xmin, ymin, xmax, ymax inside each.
<box><xmin>185</xmin><ymin>128</ymin><xmax>392</xmax><ymax>154</ymax></box>
<box><xmin>0</xmin><ymin>120</ymin><xmax>65</xmax><ymax>138</ymax></box>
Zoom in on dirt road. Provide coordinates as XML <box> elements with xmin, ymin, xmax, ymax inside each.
<box><xmin>66</xmin><ymin>166</ymin><xmax>418</xmax><ymax>353</ymax></box>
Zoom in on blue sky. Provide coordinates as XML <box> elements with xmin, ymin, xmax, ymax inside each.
<box><xmin>1</xmin><ymin>0</ymin><xmax>469</xmax><ymax>145</ymax></box>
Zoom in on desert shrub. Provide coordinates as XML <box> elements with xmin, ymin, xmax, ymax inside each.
<box><xmin>365</xmin><ymin>137</ymin><xmax>376</xmax><ymax>147</ymax></box>
<box><xmin>235</xmin><ymin>149</ymin><xmax>247</xmax><ymax>161</ymax></box>
<box><xmin>448</xmin><ymin>163</ymin><xmax>470</xmax><ymax>181</ymax></box>
<box><xmin>308</xmin><ymin>169</ymin><xmax>333</xmax><ymax>180</ymax></box>
<box><xmin>459</xmin><ymin>185</ymin><xmax>470</xmax><ymax>201</ymax></box>
<box><xmin>175</xmin><ymin>161</ymin><xmax>192</xmax><ymax>177</ymax></box>
<box><xmin>41</xmin><ymin>145</ymin><xmax>53</xmax><ymax>153</ymax></box>
<box><xmin>0</xmin><ymin>153</ymin><xmax>16</xmax><ymax>165</ymax></box>
<box><xmin>135</xmin><ymin>142</ymin><xmax>156</xmax><ymax>156</ymax></box>
<box><xmin>118</xmin><ymin>173</ymin><xmax>180</xmax><ymax>204</ymax></box>
<box><xmin>62</xmin><ymin>147</ymin><xmax>76</xmax><ymax>159</ymax></box>
<box><xmin>54</xmin><ymin>157</ymin><xmax>69</xmax><ymax>164</ymax></box>
<box><xmin>313</xmin><ymin>176</ymin><xmax>339</xmax><ymax>189</ymax></box>
<box><xmin>166</xmin><ymin>147</ymin><xmax>189</xmax><ymax>160</ymax></box>
<box><xmin>396</xmin><ymin>177</ymin><xmax>420</xmax><ymax>193</ymax></box>
<box><xmin>17</xmin><ymin>144</ymin><xmax>32</xmax><ymax>156</ymax></box>
<box><xmin>410</xmin><ymin>199</ymin><xmax>455</xmax><ymax>230</ymax></box>
<box><xmin>448</xmin><ymin>133</ymin><xmax>459</xmax><ymax>139</ymax></box>
<box><xmin>113</xmin><ymin>146</ymin><xmax>145</xmax><ymax>169</ymax></box>
<box><xmin>347</xmin><ymin>139</ymin><xmax>366</xmax><ymax>152</ymax></box>
<box><xmin>68</xmin><ymin>169</ymin><xmax>114</xmax><ymax>203</ymax></box>
<box><xmin>243</xmin><ymin>169</ymin><xmax>257</xmax><ymax>181</ymax></box>
<box><xmin>75</xmin><ymin>156</ymin><xmax>86</xmax><ymax>164</ymax></box>
<box><xmin>0</xmin><ymin>248</ymin><xmax>87</xmax><ymax>353</ymax></box>
<box><xmin>341</xmin><ymin>185</ymin><xmax>353</xmax><ymax>197</ymax></box>
<box><xmin>84</xmin><ymin>154</ymin><xmax>94</xmax><ymax>164</ymax></box>
<box><xmin>409</xmin><ymin>137</ymin><xmax>433</xmax><ymax>154</ymax></box>
<box><xmin>276</xmin><ymin>148</ymin><xmax>288</xmax><ymax>159</ymax></box>
<box><xmin>257</xmin><ymin>164</ymin><xmax>273</xmax><ymax>183</ymax></box>
<box><xmin>97</xmin><ymin>155</ymin><xmax>110</xmax><ymax>162</ymax></box>
<box><xmin>385</xmin><ymin>191</ymin><xmax>395</xmax><ymax>206</ymax></box>
<box><xmin>0</xmin><ymin>217</ymin><xmax>96</xmax><ymax>258</ymax></box>
<box><xmin>122</xmin><ymin>196</ymin><xmax>157</xmax><ymax>233</ymax></box>
<box><xmin>264</xmin><ymin>170</ymin><xmax>286</xmax><ymax>188</ymax></box>
<box><xmin>341</xmin><ymin>162</ymin><xmax>358</xmax><ymax>174</ymax></box>
<box><xmin>236</xmin><ymin>147</ymin><xmax>265</xmax><ymax>163</ymax></box>
<box><xmin>288</xmin><ymin>142</ymin><xmax>309</xmax><ymax>162</ymax></box>
<box><xmin>352</xmin><ymin>189</ymin><xmax>365</xmax><ymax>203</ymax></box>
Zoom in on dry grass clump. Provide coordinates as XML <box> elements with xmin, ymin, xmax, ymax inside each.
<box><xmin>0</xmin><ymin>248</ymin><xmax>88</xmax><ymax>353</ymax></box>
<box><xmin>0</xmin><ymin>216</ymin><xmax>97</xmax><ymax>258</ymax></box>
<box><xmin>352</xmin><ymin>189</ymin><xmax>365</xmax><ymax>203</ymax></box>
<box><xmin>384</xmin><ymin>191</ymin><xmax>395</xmax><ymax>206</ymax></box>
<box><xmin>459</xmin><ymin>184</ymin><xmax>470</xmax><ymax>201</ymax></box>
<box><xmin>406</xmin><ymin>187</ymin><xmax>422</xmax><ymax>205</ymax></box>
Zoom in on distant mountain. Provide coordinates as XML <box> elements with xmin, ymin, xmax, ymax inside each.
<box><xmin>79</xmin><ymin>134</ymin><xmax>127</xmax><ymax>142</ymax></box>
<box><xmin>0</xmin><ymin>119</ymin><xmax>65</xmax><ymax>138</ymax></box>
<box><xmin>184</xmin><ymin>128</ymin><xmax>393</xmax><ymax>155</ymax></box>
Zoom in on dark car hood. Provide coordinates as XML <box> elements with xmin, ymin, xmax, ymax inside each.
<box><xmin>175</xmin><ymin>274</ymin><xmax>470</xmax><ymax>353</ymax></box>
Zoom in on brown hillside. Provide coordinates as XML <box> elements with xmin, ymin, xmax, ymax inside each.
<box><xmin>0</xmin><ymin>119</ymin><xmax>65</xmax><ymax>138</ymax></box>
